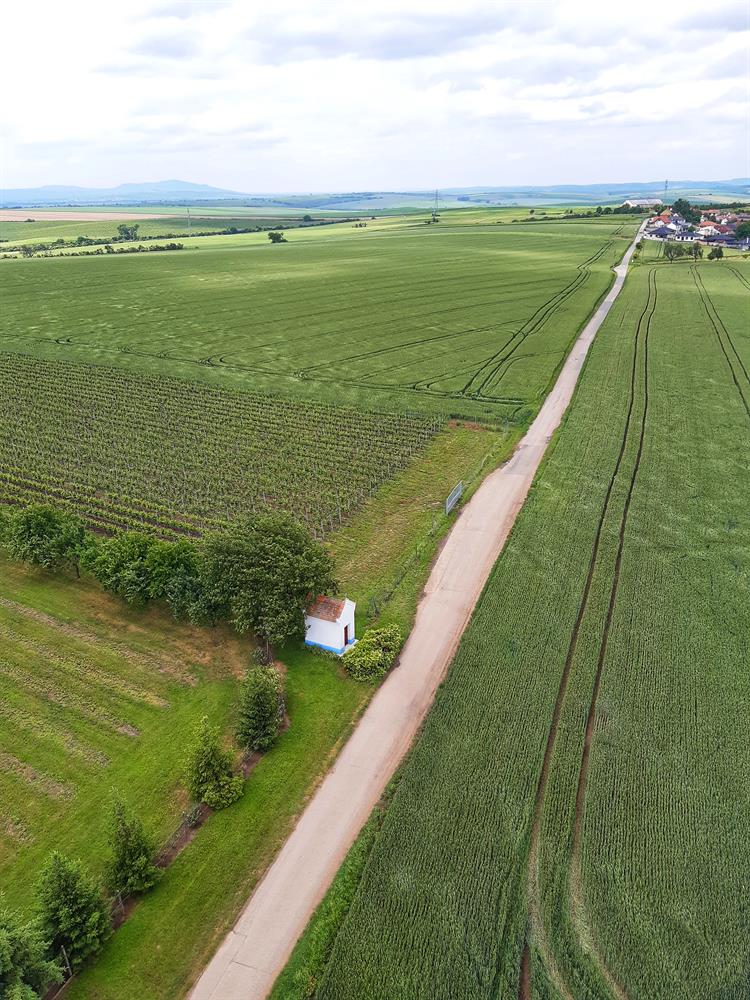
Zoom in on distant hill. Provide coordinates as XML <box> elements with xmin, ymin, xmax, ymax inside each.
<box><xmin>2</xmin><ymin>178</ymin><xmax>748</xmax><ymax>209</ymax></box>
<box><xmin>0</xmin><ymin>180</ymin><xmax>247</xmax><ymax>207</ymax></box>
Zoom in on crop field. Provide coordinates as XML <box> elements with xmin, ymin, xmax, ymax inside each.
<box><xmin>0</xmin><ymin>216</ymin><xmax>638</xmax><ymax>422</ymax></box>
<box><xmin>0</xmin><ymin>353</ymin><xmax>440</xmax><ymax>538</ymax></box>
<box><xmin>311</xmin><ymin>259</ymin><xmax>750</xmax><ymax>1000</ymax></box>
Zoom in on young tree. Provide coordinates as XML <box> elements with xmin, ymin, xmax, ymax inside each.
<box><xmin>0</xmin><ymin>903</ymin><xmax>63</xmax><ymax>998</ymax></box>
<box><xmin>236</xmin><ymin>665</ymin><xmax>284</xmax><ymax>752</ymax></box>
<box><xmin>104</xmin><ymin>794</ymin><xmax>161</xmax><ymax>898</ymax></box>
<box><xmin>81</xmin><ymin>531</ymin><xmax>157</xmax><ymax>604</ymax></box>
<box><xmin>4</xmin><ymin>505</ymin><xmax>88</xmax><ymax>576</ymax></box>
<box><xmin>199</xmin><ymin>513</ymin><xmax>336</xmax><ymax>649</ymax></box>
<box><xmin>707</xmin><ymin>246</ymin><xmax>724</xmax><ymax>260</ymax></box>
<box><xmin>185</xmin><ymin>716</ymin><xmax>243</xmax><ymax>810</ymax></box>
<box><xmin>690</xmin><ymin>242</ymin><xmax>704</xmax><ymax>260</ymax></box>
<box><xmin>36</xmin><ymin>853</ymin><xmax>109</xmax><ymax>972</ymax></box>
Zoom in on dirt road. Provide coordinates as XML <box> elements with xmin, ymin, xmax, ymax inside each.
<box><xmin>0</xmin><ymin>209</ymin><xmax>164</xmax><ymax>221</ymax></box>
<box><xmin>189</xmin><ymin>225</ymin><xmax>645</xmax><ymax>1000</ymax></box>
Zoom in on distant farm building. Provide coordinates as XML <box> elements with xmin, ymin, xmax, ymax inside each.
<box><xmin>305</xmin><ymin>595</ymin><xmax>356</xmax><ymax>655</ymax></box>
<box><xmin>622</xmin><ymin>198</ymin><xmax>663</xmax><ymax>208</ymax></box>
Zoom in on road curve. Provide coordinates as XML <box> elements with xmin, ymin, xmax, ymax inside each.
<box><xmin>189</xmin><ymin>224</ymin><xmax>645</xmax><ymax>1000</ymax></box>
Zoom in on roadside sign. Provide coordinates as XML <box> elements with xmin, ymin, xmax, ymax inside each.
<box><xmin>445</xmin><ymin>481</ymin><xmax>463</xmax><ymax>515</ymax></box>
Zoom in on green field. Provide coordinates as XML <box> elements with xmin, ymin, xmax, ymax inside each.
<box><xmin>305</xmin><ymin>259</ymin><xmax>750</xmax><ymax>999</ymax></box>
<box><xmin>0</xmin><ymin>558</ymin><xmax>369</xmax><ymax>998</ymax></box>
<box><xmin>0</xmin><ymin>216</ymin><xmax>638</xmax><ymax>422</ymax></box>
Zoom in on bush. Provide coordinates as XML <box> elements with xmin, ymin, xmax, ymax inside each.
<box><xmin>104</xmin><ymin>795</ymin><xmax>161</xmax><ymax>897</ymax></box>
<box><xmin>0</xmin><ymin>902</ymin><xmax>62</xmax><ymax>998</ymax></box>
<box><xmin>81</xmin><ymin>532</ymin><xmax>157</xmax><ymax>604</ymax></box>
<box><xmin>236</xmin><ymin>666</ymin><xmax>284</xmax><ymax>752</ymax></box>
<box><xmin>343</xmin><ymin>625</ymin><xmax>403</xmax><ymax>682</ymax></box>
<box><xmin>3</xmin><ymin>505</ymin><xmax>88</xmax><ymax>576</ymax></box>
<box><xmin>185</xmin><ymin>716</ymin><xmax>243</xmax><ymax>810</ymax></box>
<box><xmin>36</xmin><ymin>853</ymin><xmax>109</xmax><ymax>972</ymax></box>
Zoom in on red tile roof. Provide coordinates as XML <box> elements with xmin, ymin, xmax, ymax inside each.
<box><xmin>307</xmin><ymin>595</ymin><xmax>345</xmax><ymax>622</ymax></box>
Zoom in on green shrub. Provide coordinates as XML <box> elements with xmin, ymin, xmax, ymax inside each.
<box><xmin>343</xmin><ymin>625</ymin><xmax>403</xmax><ymax>682</ymax></box>
<box><xmin>36</xmin><ymin>853</ymin><xmax>109</xmax><ymax>972</ymax></box>
<box><xmin>236</xmin><ymin>666</ymin><xmax>284</xmax><ymax>752</ymax></box>
<box><xmin>104</xmin><ymin>794</ymin><xmax>161</xmax><ymax>897</ymax></box>
<box><xmin>0</xmin><ymin>902</ymin><xmax>62</xmax><ymax>998</ymax></box>
<box><xmin>185</xmin><ymin>716</ymin><xmax>243</xmax><ymax>810</ymax></box>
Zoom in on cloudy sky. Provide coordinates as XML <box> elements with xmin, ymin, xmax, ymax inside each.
<box><xmin>2</xmin><ymin>0</ymin><xmax>748</xmax><ymax>192</ymax></box>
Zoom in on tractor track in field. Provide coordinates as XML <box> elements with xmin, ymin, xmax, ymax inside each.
<box><xmin>519</xmin><ymin>267</ymin><xmax>658</xmax><ymax>1000</ymax></box>
<box><xmin>691</xmin><ymin>266</ymin><xmax>750</xmax><ymax>419</ymax></box>
<box><xmin>727</xmin><ymin>264</ymin><xmax>750</xmax><ymax>293</ymax></box>
<box><xmin>461</xmin><ymin>243</ymin><xmax>613</xmax><ymax>399</ymax></box>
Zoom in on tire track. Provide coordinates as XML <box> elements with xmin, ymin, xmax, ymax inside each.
<box><xmin>464</xmin><ymin>243</ymin><xmax>613</xmax><ymax>398</ymax></box>
<box><xmin>566</xmin><ymin>272</ymin><xmax>658</xmax><ymax>1000</ymax></box>
<box><xmin>691</xmin><ymin>266</ymin><xmax>750</xmax><ymax>419</ymax></box>
<box><xmin>519</xmin><ymin>268</ymin><xmax>658</xmax><ymax>1000</ymax></box>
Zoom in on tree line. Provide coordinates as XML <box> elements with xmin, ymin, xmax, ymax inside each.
<box><xmin>0</xmin><ymin>505</ymin><xmax>335</xmax><ymax>650</ymax></box>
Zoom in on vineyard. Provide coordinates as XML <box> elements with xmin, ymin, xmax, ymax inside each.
<box><xmin>0</xmin><ymin>216</ymin><xmax>638</xmax><ymax>422</ymax></box>
<box><xmin>311</xmin><ymin>259</ymin><xmax>750</xmax><ymax>999</ymax></box>
<box><xmin>0</xmin><ymin>353</ymin><xmax>440</xmax><ymax>538</ymax></box>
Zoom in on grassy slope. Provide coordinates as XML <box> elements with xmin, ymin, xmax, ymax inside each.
<box><xmin>305</xmin><ymin>260</ymin><xmax>750</xmax><ymax>1000</ymax></box>
<box><xmin>0</xmin><ymin>216</ymin><xmax>638</xmax><ymax>422</ymax></box>
<box><xmin>0</xmin><ymin>559</ymin><xmax>369</xmax><ymax>999</ymax></box>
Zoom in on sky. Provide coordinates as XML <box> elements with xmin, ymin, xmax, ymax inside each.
<box><xmin>1</xmin><ymin>0</ymin><xmax>748</xmax><ymax>192</ymax></box>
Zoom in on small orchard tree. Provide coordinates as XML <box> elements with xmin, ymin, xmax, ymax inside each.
<box><xmin>185</xmin><ymin>716</ymin><xmax>242</xmax><ymax>810</ymax></box>
<box><xmin>37</xmin><ymin>853</ymin><xmax>109</xmax><ymax>972</ymax></box>
<box><xmin>104</xmin><ymin>794</ymin><xmax>161</xmax><ymax>898</ymax></box>
<box><xmin>4</xmin><ymin>505</ymin><xmax>88</xmax><ymax>576</ymax></box>
<box><xmin>236</xmin><ymin>665</ymin><xmax>284</xmax><ymax>752</ymax></box>
<box><xmin>690</xmin><ymin>243</ymin><xmax>704</xmax><ymax>260</ymax></box>
<box><xmin>707</xmin><ymin>246</ymin><xmax>724</xmax><ymax>260</ymax></box>
<box><xmin>0</xmin><ymin>902</ymin><xmax>62</xmax><ymax>998</ymax></box>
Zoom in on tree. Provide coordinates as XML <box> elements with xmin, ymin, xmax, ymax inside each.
<box><xmin>116</xmin><ymin>223</ymin><xmax>139</xmax><ymax>241</ymax></box>
<box><xmin>664</xmin><ymin>242</ymin><xmax>686</xmax><ymax>263</ymax></box>
<box><xmin>199</xmin><ymin>513</ymin><xmax>336</xmax><ymax>649</ymax></box>
<box><xmin>735</xmin><ymin>221</ymin><xmax>750</xmax><ymax>239</ymax></box>
<box><xmin>708</xmin><ymin>246</ymin><xmax>724</xmax><ymax>260</ymax></box>
<box><xmin>690</xmin><ymin>242</ymin><xmax>703</xmax><ymax>260</ymax></box>
<box><xmin>595</xmin><ymin>206</ymin><xmax>603</xmax><ymax>215</ymax></box>
<box><xmin>185</xmin><ymin>716</ymin><xmax>242</xmax><ymax>809</ymax></box>
<box><xmin>236</xmin><ymin>665</ymin><xmax>284</xmax><ymax>752</ymax></box>
<box><xmin>4</xmin><ymin>505</ymin><xmax>88</xmax><ymax>576</ymax></box>
<box><xmin>671</xmin><ymin>198</ymin><xmax>701</xmax><ymax>224</ymax></box>
<box><xmin>104</xmin><ymin>795</ymin><xmax>161</xmax><ymax>898</ymax></box>
<box><xmin>36</xmin><ymin>853</ymin><xmax>109</xmax><ymax>972</ymax></box>
<box><xmin>0</xmin><ymin>902</ymin><xmax>62</xmax><ymax>999</ymax></box>
<box><xmin>267</xmin><ymin>231</ymin><xmax>286</xmax><ymax>243</ymax></box>
<box><xmin>302</xmin><ymin>214</ymin><xmax>313</xmax><ymax>222</ymax></box>
<box><xmin>81</xmin><ymin>531</ymin><xmax>157</xmax><ymax>604</ymax></box>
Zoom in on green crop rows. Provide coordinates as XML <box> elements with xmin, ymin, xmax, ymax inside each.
<box><xmin>0</xmin><ymin>217</ymin><xmax>638</xmax><ymax>422</ymax></box>
<box><xmin>313</xmin><ymin>260</ymin><xmax>750</xmax><ymax>1000</ymax></box>
<box><xmin>0</xmin><ymin>353</ymin><xmax>441</xmax><ymax>538</ymax></box>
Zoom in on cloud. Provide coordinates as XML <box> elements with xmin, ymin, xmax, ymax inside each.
<box><xmin>248</xmin><ymin>8</ymin><xmax>539</xmax><ymax>64</ymax></box>
<box><xmin>132</xmin><ymin>31</ymin><xmax>199</xmax><ymax>58</ymax></box>
<box><xmin>677</xmin><ymin>2</ymin><xmax>749</xmax><ymax>31</ymax></box>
